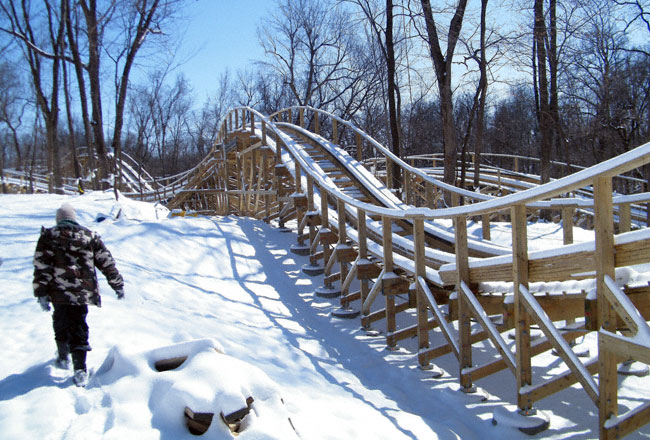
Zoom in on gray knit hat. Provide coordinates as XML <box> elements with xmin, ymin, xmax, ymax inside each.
<box><xmin>56</xmin><ymin>203</ymin><xmax>76</xmax><ymax>223</ymax></box>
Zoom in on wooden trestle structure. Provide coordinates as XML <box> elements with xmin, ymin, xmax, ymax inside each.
<box><xmin>143</xmin><ymin>106</ymin><xmax>650</xmax><ymax>438</ymax></box>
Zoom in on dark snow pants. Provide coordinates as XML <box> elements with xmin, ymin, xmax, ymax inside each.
<box><xmin>52</xmin><ymin>304</ymin><xmax>91</xmax><ymax>371</ymax></box>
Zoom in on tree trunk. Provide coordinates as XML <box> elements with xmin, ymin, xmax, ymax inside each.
<box><xmin>386</xmin><ymin>0</ymin><xmax>402</xmax><ymax>190</ymax></box>
<box><xmin>80</xmin><ymin>0</ymin><xmax>111</xmax><ymax>189</ymax></box>
<box><xmin>420</xmin><ymin>0</ymin><xmax>468</xmax><ymax>197</ymax></box>
<box><xmin>535</xmin><ymin>0</ymin><xmax>552</xmax><ymax>184</ymax></box>
<box><xmin>473</xmin><ymin>0</ymin><xmax>488</xmax><ymax>188</ymax></box>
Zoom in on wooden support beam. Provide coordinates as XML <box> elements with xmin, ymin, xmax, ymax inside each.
<box><xmin>414</xmin><ymin>218</ymin><xmax>429</xmax><ymax>363</ymax></box>
<box><xmin>595</xmin><ymin>176</ymin><xmax>618</xmax><ymax>437</ymax></box>
<box><xmin>362</xmin><ymin>300</ymin><xmax>410</xmax><ymax>327</ymax></box>
<box><xmin>512</xmin><ymin>203</ymin><xmax>532</xmax><ymax>411</ymax></box>
<box><xmin>454</xmin><ymin>214</ymin><xmax>472</xmax><ymax>390</ymax></box>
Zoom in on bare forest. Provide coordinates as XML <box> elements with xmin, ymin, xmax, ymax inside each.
<box><xmin>1</xmin><ymin>0</ymin><xmax>649</xmax><ymax>193</ymax></box>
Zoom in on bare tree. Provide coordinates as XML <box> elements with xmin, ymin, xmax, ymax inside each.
<box><xmin>419</xmin><ymin>0</ymin><xmax>468</xmax><ymax>193</ymax></box>
<box><xmin>0</xmin><ymin>62</ymin><xmax>27</xmax><ymax>174</ymax></box>
<box><xmin>0</xmin><ymin>0</ymin><xmax>67</xmax><ymax>193</ymax></box>
<box><xmin>258</xmin><ymin>0</ymin><xmax>356</xmax><ymax>111</ymax></box>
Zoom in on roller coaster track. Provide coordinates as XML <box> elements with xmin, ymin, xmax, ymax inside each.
<box><xmin>5</xmin><ymin>105</ymin><xmax>650</xmax><ymax>438</ymax></box>
<box><xmin>161</xmin><ymin>106</ymin><xmax>650</xmax><ymax>439</ymax></box>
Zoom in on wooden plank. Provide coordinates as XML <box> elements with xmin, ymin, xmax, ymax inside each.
<box><xmin>522</xmin><ymin>358</ymin><xmax>599</xmax><ymax>404</ymax></box>
<box><xmin>603</xmin><ymin>402</ymin><xmax>650</xmax><ymax>440</ymax></box>
<box><xmin>440</xmin><ymin>236</ymin><xmax>650</xmax><ymax>286</ymax></box>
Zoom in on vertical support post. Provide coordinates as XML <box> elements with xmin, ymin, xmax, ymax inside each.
<box><xmin>250</xmin><ymin>112</ymin><xmax>255</xmax><ymax>136</ymax></box>
<box><xmin>425</xmin><ymin>182</ymin><xmax>434</xmax><ymax>208</ymax></box>
<box><xmin>299</xmin><ymin>108</ymin><xmax>304</xmax><ymax>128</ymax></box>
<box><xmin>262</xmin><ymin>120</ymin><xmax>267</xmax><ymax>145</ymax></box>
<box><xmin>321</xmin><ymin>188</ymin><xmax>332</xmax><ymax>281</ymax></box>
<box><xmin>295</xmin><ymin>163</ymin><xmax>302</xmax><ymax>194</ymax></box>
<box><xmin>414</xmin><ymin>217</ymin><xmax>429</xmax><ymax>366</ymax></box>
<box><xmin>332</xmin><ymin>119</ymin><xmax>339</xmax><ymax>145</ymax></box>
<box><xmin>356</xmin><ymin>132</ymin><xmax>362</xmax><ymax>163</ymax></box>
<box><xmin>618</xmin><ymin>203</ymin><xmax>631</xmax><ymax>233</ymax></box>
<box><xmin>357</xmin><ymin>208</ymin><xmax>369</xmax><ymax>313</ymax></box>
<box><xmin>562</xmin><ymin>206</ymin><xmax>574</xmax><ymax>245</ymax></box>
<box><xmin>288</xmin><ymin>108</ymin><xmax>293</xmax><ymax>124</ymax></box>
<box><xmin>337</xmin><ymin>198</ymin><xmax>349</xmax><ymax>300</ymax></box>
<box><xmin>262</xmin><ymin>150</ymin><xmax>270</xmax><ymax>222</ymax></box>
<box><xmin>382</xmin><ymin>216</ymin><xmax>396</xmax><ymax>349</ymax></box>
<box><xmin>512</xmin><ymin>204</ymin><xmax>532</xmax><ymax>411</ymax></box>
<box><xmin>481</xmin><ymin>214</ymin><xmax>491</xmax><ymax>240</ymax></box>
<box><xmin>275</xmin><ymin>133</ymin><xmax>285</xmax><ymax>229</ymax></box>
<box><xmin>454</xmin><ymin>214</ymin><xmax>472</xmax><ymax>390</ymax></box>
<box><xmin>314</xmin><ymin>112</ymin><xmax>320</xmax><ymax>135</ymax></box>
<box><xmin>306</xmin><ymin>176</ymin><xmax>315</xmax><ymax>247</ymax></box>
<box><xmin>404</xmin><ymin>170</ymin><xmax>411</xmax><ymax>204</ymax></box>
<box><xmin>595</xmin><ymin>176</ymin><xmax>617</xmax><ymax>437</ymax></box>
<box><xmin>386</xmin><ymin>158</ymin><xmax>394</xmax><ymax>190</ymax></box>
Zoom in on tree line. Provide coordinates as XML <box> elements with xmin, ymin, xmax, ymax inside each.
<box><xmin>1</xmin><ymin>0</ymin><xmax>649</xmax><ymax>195</ymax></box>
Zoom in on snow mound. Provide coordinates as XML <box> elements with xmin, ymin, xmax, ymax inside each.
<box><xmin>94</xmin><ymin>191</ymin><xmax>169</xmax><ymax>222</ymax></box>
<box><xmin>94</xmin><ymin>339</ymin><xmax>299</xmax><ymax>439</ymax></box>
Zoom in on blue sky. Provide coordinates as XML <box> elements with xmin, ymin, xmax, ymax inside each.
<box><xmin>177</xmin><ymin>0</ymin><xmax>271</xmax><ymax>100</ymax></box>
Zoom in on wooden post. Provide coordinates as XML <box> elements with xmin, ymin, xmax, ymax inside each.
<box><xmin>337</xmin><ymin>198</ymin><xmax>349</xmax><ymax>300</ymax></box>
<box><xmin>263</xmin><ymin>150</ymin><xmax>270</xmax><ymax>222</ymax></box>
<box><xmin>425</xmin><ymin>182</ymin><xmax>434</xmax><ymax>208</ymax></box>
<box><xmin>383</xmin><ymin>216</ymin><xmax>396</xmax><ymax>349</ymax></box>
<box><xmin>357</xmin><ymin>208</ymin><xmax>369</xmax><ymax>312</ymax></box>
<box><xmin>618</xmin><ymin>203</ymin><xmax>631</xmax><ymax>233</ymax></box>
<box><xmin>414</xmin><ymin>217</ymin><xmax>429</xmax><ymax>365</ymax></box>
<box><xmin>288</xmin><ymin>108</ymin><xmax>292</xmax><ymax>124</ymax></box>
<box><xmin>595</xmin><ymin>176</ymin><xmax>617</xmax><ymax>437</ymax></box>
<box><xmin>512</xmin><ymin>204</ymin><xmax>532</xmax><ymax>411</ymax></box>
<box><xmin>404</xmin><ymin>170</ymin><xmax>411</xmax><ymax>205</ymax></box>
<box><xmin>481</xmin><ymin>214</ymin><xmax>491</xmax><ymax>241</ymax></box>
<box><xmin>314</xmin><ymin>112</ymin><xmax>320</xmax><ymax>135</ymax></box>
<box><xmin>262</xmin><ymin>120</ymin><xmax>267</xmax><ymax>145</ymax></box>
<box><xmin>301</xmin><ymin>175</ymin><xmax>315</xmax><ymax>247</ymax></box>
<box><xmin>275</xmin><ymin>132</ymin><xmax>285</xmax><ymax>228</ymax></box>
<box><xmin>386</xmin><ymin>158</ymin><xmax>393</xmax><ymax>190</ymax></box>
<box><xmin>562</xmin><ymin>206</ymin><xmax>574</xmax><ymax>245</ymax></box>
<box><xmin>454</xmin><ymin>214</ymin><xmax>472</xmax><ymax>390</ymax></box>
<box><xmin>295</xmin><ymin>163</ymin><xmax>302</xmax><ymax>194</ymax></box>
<box><xmin>250</xmin><ymin>112</ymin><xmax>255</xmax><ymax>136</ymax></box>
<box><xmin>332</xmin><ymin>119</ymin><xmax>339</xmax><ymax>145</ymax></box>
<box><xmin>321</xmin><ymin>188</ymin><xmax>332</xmax><ymax>282</ymax></box>
<box><xmin>514</xmin><ymin>157</ymin><xmax>519</xmax><ymax>173</ymax></box>
<box><xmin>356</xmin><ymin>132</ymin><xmax>362</xmax><ymax>163</ymax></box>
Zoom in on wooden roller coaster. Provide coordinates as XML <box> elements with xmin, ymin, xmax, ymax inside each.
<box><xmin>7</xmin><ymin>105</ymin><xmax>650</xmax><ymax>438</ymax></box>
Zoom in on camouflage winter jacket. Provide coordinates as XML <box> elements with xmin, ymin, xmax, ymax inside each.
<box><xmin>33</xmin><ymin>220</ymin><xmax>123</xmax><ymax>307</ymax></box>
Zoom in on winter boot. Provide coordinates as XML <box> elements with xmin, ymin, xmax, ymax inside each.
<box><xmin>54</xmin><ymin>341</ymin><xmax>70</xmax><ymax>369</ymax></box>
<box><xmin>71</xmin><ymin>350</ymin><xmax>87</xmax><ymax>372</ymax></box>
<box><xmin>73</xmin><ymin>369</ymin><xmax>88</xmax><ymax>387</ymax></box>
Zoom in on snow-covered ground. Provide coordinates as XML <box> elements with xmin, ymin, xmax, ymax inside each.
<box><xmin>1</xmin><ymin>192</ymin><xmax>650</xmax><ymax>439</ymax></box>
